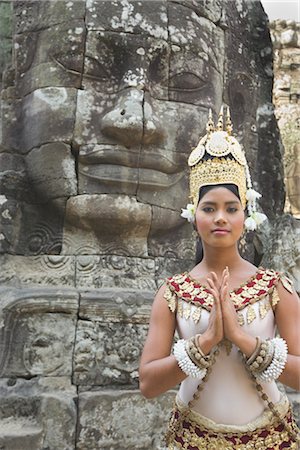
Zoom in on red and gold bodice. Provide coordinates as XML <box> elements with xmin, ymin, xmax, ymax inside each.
<box><xmin>164</xmin><ymin>267</ymin><xmax>293</xmax><ymax>326</ymax></box>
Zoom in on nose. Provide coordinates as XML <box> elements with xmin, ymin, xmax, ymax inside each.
<box><xmin>214</xmin><ymin>210</ymin><xmax>227</xmax><ymax>224</ymax></box>
<box><xmin>101</xmin><ymin>88</ymin><xmax>165</xmax><ymax>147</ymax></box>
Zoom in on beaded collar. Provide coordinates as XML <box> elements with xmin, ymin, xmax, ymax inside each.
<box><xmin>164</xmin><ymin>267</ymin><xmax>293</xmax><ymax>325</ymax></box>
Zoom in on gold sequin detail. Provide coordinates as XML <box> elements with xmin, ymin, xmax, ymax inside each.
<box><xmin>164</xmin><ymin>268</ymin><xmax>289</xmax><ymax>324</ymax></box>
<box><xmin>164</xmin><ymin>285</ymin><xmax>177</xmax><ymax>313</ymax></box>
<box><xmin>246</xmin><ymin>304</ymin><xmax>256</xmax><ymax>324</ymax></box>
<box><xmin>238</xmin><ymin>312</ymin><xmax>245</xmax><ymax>326</ymax></box>
<box><xmin>280</xmin><ymin>275</ymin><xmax>294</xmax><ymax>294</ymax></box>
<box><xmin>259</xmin><ymin>300</ymin><xmax>271</xmax><ymax>319</ymax></box>
<box><xmin>271</xmin><ymin>287</ymin><xmax>281</xmax><ymax>309</ymax></box>
<box><xmin>183</xmin><ymin>302</ymin><xmax>191</xmax><ymax>320</ymax></box>
<box><xmin>192</xmin><ymin>307</ymin><xmax>201</xmax><ymax>324</ymax></box>
<box><xmin>177</xmin><ymin>300</ymin><xmax>183</xmax><ymax>317</ymax></box>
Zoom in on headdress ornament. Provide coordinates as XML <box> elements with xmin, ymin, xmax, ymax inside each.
<box><xmin>181</xmin><ymin>106</ymin><xmax>267</xmax><ymax>230</ymax></box>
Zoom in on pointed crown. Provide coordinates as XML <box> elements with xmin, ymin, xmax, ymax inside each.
<box><xmin>188</xmin><ymin>105</ymin><xmax>248</xmax><ymax>209</ymax></box>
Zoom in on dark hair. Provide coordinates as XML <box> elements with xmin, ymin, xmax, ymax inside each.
<box><xmin>195</xmin><ymin>184</ymin><xmax>241</xmax><ymax>264</ymax></box>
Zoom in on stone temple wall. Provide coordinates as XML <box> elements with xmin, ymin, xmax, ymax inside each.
<box><xmin>0</xmin><ymin>1</ymin><xmax>298</xmax><ymax>449</ymax></box>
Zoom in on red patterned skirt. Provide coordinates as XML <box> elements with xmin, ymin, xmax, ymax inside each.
<box><xmin>166</xmin><ymin>398</ymin><xmax>300</xmax><ymax>450</ymax></box>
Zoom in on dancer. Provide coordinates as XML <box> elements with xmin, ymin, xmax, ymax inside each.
<box><xmin>139</xmin><ymin>106</ymin><xmax>300</xmax><ymax>449</ymax></box>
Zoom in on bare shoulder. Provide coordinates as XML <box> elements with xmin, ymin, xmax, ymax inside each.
<box><xmin>274</xmin><ymin>275</ymin><xmax>300</xmax><ymax>355</ymax></box>
<box><xmin>140</xmin><ymin>282</ymin><xmax>176</xmax><ymax>365</ymax></box>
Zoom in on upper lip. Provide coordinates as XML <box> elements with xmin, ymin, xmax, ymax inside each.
<box><xmin>212</xmin><ymin>228</ymin><xmax>230</xmax><ymax>232</ymax></box>
<box><xmin>78</xmin><ymin>144</ymin><xmax>184</xmax><ymax>174</ymax></box>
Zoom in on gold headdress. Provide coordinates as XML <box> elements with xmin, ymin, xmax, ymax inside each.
<box><xmin>181</xmin><ymin>106</ymin><xmax>267</xmax><ymax>230</ymax></box>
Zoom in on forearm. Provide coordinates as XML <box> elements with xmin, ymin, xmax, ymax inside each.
<box><xmin>232</xmin><ymin>331</ymin><xmax>300</xmax><ymax>390</ymax></box>
<box><xmin>139</xmin><ymin>355</ymin><xmax>187</xmax><ymax>399</ymax></box>
<box><xmin>231</xmin><ymin>330</ymin><xmax>257</xmax><ymax>357</ymax></box>
<box><xmin>139</xmin><ymin>332</ymin><xmax>216</xmax><ymax>399</ymax></box>
<box><xmin>278</xmin><ymin>354</ymin><xmax>300</xmax><ymax>391</ymax></box>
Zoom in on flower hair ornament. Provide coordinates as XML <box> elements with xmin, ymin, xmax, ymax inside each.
<box><xmin>181</xmin><ymin>106</ymin><xmax>267</xmax><ymax>231</ymax></box>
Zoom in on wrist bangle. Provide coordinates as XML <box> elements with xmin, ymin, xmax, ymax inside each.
<box><xmin>257</xmin><ymin>337</ymin><xmax>288</xmax><ymax>382</ymax></box>
<box><xmin>173</xmin><ymin>339</ymin><xmax>207</xmax><ymax>379</ymax></box>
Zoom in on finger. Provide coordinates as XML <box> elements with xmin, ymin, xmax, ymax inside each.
<box><xmin>211</xmin><ymin>272</ymin><xmax>220</xmax><ymax>289</ymax></box>
<box><xmin>220</xmin><ymin>281</ymin><xmax>230</xmax><ymax>303</ymax></box>
<box><xmin>207</xmin><ymin>275</ymin><xmax>220</xmax><ymax>294</ymax></box>
<box><xmin>206</xmin><ymin>278</ymin><xmax>220</xmax><ymax>298</ymax></box>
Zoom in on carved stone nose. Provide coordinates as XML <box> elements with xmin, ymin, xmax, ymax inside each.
<box><xmin>101</xmin><ymin>89</ymin><xmax>165</xmax><ymax>147</ymax></box>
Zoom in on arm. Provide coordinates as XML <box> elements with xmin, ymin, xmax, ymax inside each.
<box><xmin>139</xmin><ymin>284</ymin><xmax>187</xmax><ymax>399</ymax></box>
<box><xmin>275</xmin><ymin>280</ymin><xmax>300</xmax><ymax>391</ymax></box>
<box><xmin>139</xmin><ymin>277</ymin><xmax>224</xmax><ymax>399</ymax></box>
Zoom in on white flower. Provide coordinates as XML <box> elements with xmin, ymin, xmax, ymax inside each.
<box><xmin>244</xmin><ymin>216</ymin><xmax>257</xmax><ymax>231</ymax></box>
<box><xmin>181</xmin><ymin>203</ymin><xmax>195</xmax><ymax>223</ymax></box>
<box><xmin>244</xmin><ymin>212</ymin><xmax>268</xmax><ymax>231</ymax></box>
<box><xmin>252</xmin><ymin>211</ymin><xmax>267</xmax><ymax>225</ymax></box>
<box><xmin>246</xmin><ymin>189</ymin><xmax>262</xmax><ymax>201</ymax></box>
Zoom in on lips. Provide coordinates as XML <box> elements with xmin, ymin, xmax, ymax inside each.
<box><xmin>212</xmin><ymin>229</ymin><xmax>230</xmax><ymax>234</ymax></box>
<box><xmin>78</xmin><ymin>144</ymin><xmax>186</xmax><ymax>189</ymax></box>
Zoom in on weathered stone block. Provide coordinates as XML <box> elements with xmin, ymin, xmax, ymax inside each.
<box><xmin>25</xmin><ymin>143</ymin><xmax>77</xmax><ymax>203</ymax></box>
<box><xmin>0</xmin><ymin>254</ymin><xmax>76</xmax><ymax>287</ymax></box>
<box><xmin>13</xmin><ymin>0</ymin><xmax>86</xmax><ymax>34</ymax></box>
<box><xmin>75</xmin><ymin>254</ymin><xmax>156</xmax><ymax>290</ymax></box>
<box><xmin>74</xmin><ymin>319</ymin><xmax>148</xmax><ymax>386</ymax></box>
<box><xmin>15</xmin><ymin>20</ymin><xmax>86</xmax><ymax>97</ymax></box>
<box><xmin>62</xmin><ymin>194</ymin><xmax>152</xmax><ymax>256</ymax></box>
<box><xmin>0</xmin><ymin>287</ymin><xmax>78</xmax><ymax>377</ymax></box>
<box><xmin>2</xmin><ymin>198</ymin><xmax>67</xmax><ymax>255</ymax></box>
<box><xmin>76</xmin><ymin>389</ymin><xmax>175</xmax><ymax>450</ymax></box>
<box><xmin>86</xmin><ymin>0</ymin><xmax>168</xmax><ymax>38</ymax></box>
<box><xmin>0</xmin><ymin>153</ymin><xmax>29</xmax><ymax>201</ymax></box>
<box><xmin>148</xmin><ymin>205</ymin><xmax>195</xmax><ymax>260</ymax></box>
<box><xmin>19</xmin><ymin>87</ymin><xmax>77</xmax><ymax>154</ymax></box>
<box><xmin>0</xmin><ymin>377</ymin><xmax>77</xmax><ymax>450</ymax></box>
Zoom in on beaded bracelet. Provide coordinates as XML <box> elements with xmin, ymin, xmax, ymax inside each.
<box><xmin>248</xmin><ymin>339</ymin><xmax>273</xmax><ymax>373</ymax></box>
<box><xmin>185</xmin><ymin>335</ymin><xmax>212</xmax><ymax>370</ymax></box>
<box><xmin>257</xmin><ymin>337</ymin><xmax>288</xmax><ymax>382</ymax></box>
<box><xmin>173</xmin><ymin>339</ymin><xmax>207</xmax><ymax>379</ymax></box>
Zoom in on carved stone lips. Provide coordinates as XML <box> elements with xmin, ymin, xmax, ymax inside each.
<box><xmin>78</xmin><ymin>144</ymin><xmax>185</xmax><ymax>188</ymax></box>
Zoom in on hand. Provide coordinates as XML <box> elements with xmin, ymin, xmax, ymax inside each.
<box><xmin>218</xmin><ymin>267</ymin><xmax>242</xmax><ymax>343</ymax></box>
<box><xmin>205</xmin><ymin>271</ymin><xmax>224</xmax><ymax>346</ymax></box>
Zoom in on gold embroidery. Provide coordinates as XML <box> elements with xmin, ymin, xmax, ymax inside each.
<box><xmin>259</xmin><ymin>300</ymin><xmax>270</xmax><ymax>320</ymax></box>
<box><xmin>166</xmin><ymin>403</ymin><xmax>299</xmax><ymax>450</ymax></box>
<box><xmin>165</xmin><ymin>268</ymin><xmax>281</xmax><ymax>324</ymax></box>
<box><xmin>177</xmin><ymin>300</ymin><xmax>183</xmax><ymax>318</ymax></box>
<box><xmin>246</xmin><ymin>304</ymin><xmax>256</xmax><ymax>324</ymax></box>
<box><xmin>192</xmin><ymin>306</ymin><xmax>201</xmax><ymax>324</ymax></box>
<box><xmin>183</xmin><ymin>302</ymin><xmax>191</xmax><ymax>320</ymax></box>
<box><xmin>280</xmin><ymin>275</ymin><xmax>294</xmax><ymax>294</ymax></box>
<box><xmin>164</xmin><ymin>285</ymin><xmax>177</xmax><ymax>313</ymax></box>
<box><xmin>271</xmin><ymin>287</ymin><xmax>281</xmax><ymax>309</ymax></box>
<box><xmin>238</xmin><ymin>312</ymin><xmax>245</xmax><ymax>326</ymax></box>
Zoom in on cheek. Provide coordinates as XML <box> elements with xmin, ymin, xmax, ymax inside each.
<box><xmin>195</xmin><ymin>212</ymin><xmax>211</xmax><ymax>233</ymax></box>
<box><xmin>232</xmin><ymin>212</ymin><xmax>245</xmax><ymax>231</ymax></box>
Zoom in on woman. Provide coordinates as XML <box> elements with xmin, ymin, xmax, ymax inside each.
<box><xmin>139</xmin><ymin>107</ymin><xmax>300</xmax><ymax>449</ymax></box>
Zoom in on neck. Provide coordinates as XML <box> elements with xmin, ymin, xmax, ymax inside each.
<box><xmin>200</xmin><ymin>244</ymin><xmax>244</xmax><ymax>274</ymax></box>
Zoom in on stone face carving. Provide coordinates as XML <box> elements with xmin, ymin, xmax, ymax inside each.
<box><xmin>0</xmin><ymin>1</ymin><xmax>297</xmax><ymax>449</ymax></box>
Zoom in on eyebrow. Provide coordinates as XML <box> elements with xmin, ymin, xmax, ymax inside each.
<box><xmin>200</xmin><ymin>201</ymin><xmax>240</xmax><ymax>205</ymax></box>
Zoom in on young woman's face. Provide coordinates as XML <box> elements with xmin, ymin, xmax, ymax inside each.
<box><xmin>195</xmin><ymin>187</ymin><xmax>245</xmax><ymax>247</ymax></box>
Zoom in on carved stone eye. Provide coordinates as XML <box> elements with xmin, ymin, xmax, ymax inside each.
<box><xmin>169</xmin><ymin>72</ymin><xmax>207</xmax><ymax>91</ymax></box>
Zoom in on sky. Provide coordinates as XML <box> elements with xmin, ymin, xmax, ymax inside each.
<box><xmin>260</xmin><ymin>0</ymin><xmax>299</xmax><ymax>21</ymax></box>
